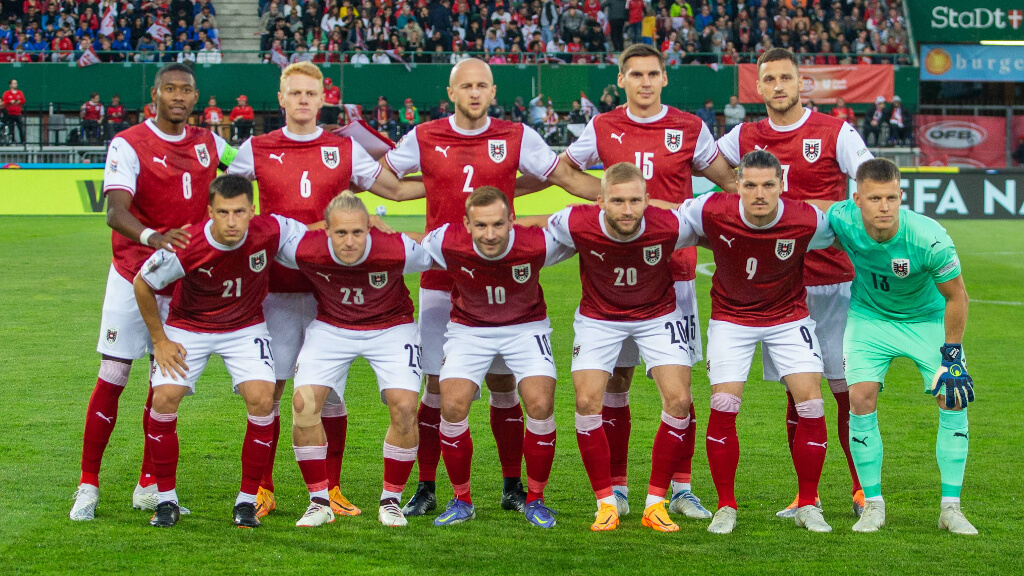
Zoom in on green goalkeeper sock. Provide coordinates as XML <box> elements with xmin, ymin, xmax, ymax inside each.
<box><xmin>936</xmin><ymin>408</ymin><xmax>969</xmax><ymax>500</ymax></box>
<box><xmin>849</xmin><ymin>412</ymin><xmax>883</xmax><ymax>499</ymax></box>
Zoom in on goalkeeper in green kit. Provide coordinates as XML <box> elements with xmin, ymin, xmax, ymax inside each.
<box><xmin>814</xmin><ymin>158</ymin><xmax>976</xmax><ymax>535</ymax></box>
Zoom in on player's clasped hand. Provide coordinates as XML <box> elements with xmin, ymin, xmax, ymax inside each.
<box><xmin>154</xmin><ymin>338</ymin><xmax>189</xmax><ymax>381</ymax></box>
<box><xmin>150</xmin><ymin>225</ymin><xmax>193</xmax><ymax>252</ymax></box>
<box><xmin>931</xmin><ymin>343</ymin><xmax>975</xmax><ymax>409</ymax></box>
<box><xmin>369</xmin><ymin>214</ymin><xmax>395</xmax><ymax>234</ymax></box>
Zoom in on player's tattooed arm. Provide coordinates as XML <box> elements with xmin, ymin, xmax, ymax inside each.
<box><xmin>936</xmin><ymin>275</ymin><xmax>969</xmax><ymax>345</ymax></box>
<box><xmin>696</xmin><ymin>154</ymin><xmax>738</xmax><ymax>194</ymax></box>
<box><xmin>106</xmin><ymin>189</ymin><xmax>192</xmax><ymax>252</ymax></box>
<box><xmin>133</xmin><ymin>273</ymin><xmax>189</xmax><ymax>380</ymax></box>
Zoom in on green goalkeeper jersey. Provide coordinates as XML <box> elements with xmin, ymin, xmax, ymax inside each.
<box><xmin>827</xmin><ymin>200</ymin><xmax>961</xmax><ymax>322</ymax></box>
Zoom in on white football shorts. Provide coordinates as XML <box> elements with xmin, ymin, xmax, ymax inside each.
<box><xmin>763</xmin><ymin>282</ymin><xmax>850</xmax><ymax>382</ymax></box>
<box><xmin>293</xmin><ymin>320</ymin><xmax>422</xmax><ymax>404</ymax></box>
<box><xmin>572</xmin><ymin>308</ymin><xmax>693</xmax><ymax>376</ymax></box>
<box><xmin>263</xmin><ymin>292</ymin><xmax>318</xmax><ymax>381</ymax></box>
<box><xmin>150</xmin><ymin>323</ymin><xmax>276</xmax><ymax>393</ymax></box>
<box><xmin>439</xmin><ymin>319</ymin><xmax>556</xmax><ymax>387</ymax></box>
<box><xmin>615</xmin><ymin>280</ymin><xmax>703</xmax><ymax>368</ymax></box>
<box><xmin>97</xmin><ymin>264</ymin><xmax>170</xmax><ymax>360</ymax></box>
<box><xmin>419</xmin><ymin>287</ymin><xmax>510</xmax><ymax>377</ymax></box>
<box><xmin>706</xmin><ymin>317</ymin><xmax>823</xmax><ymax>386</ymax></box>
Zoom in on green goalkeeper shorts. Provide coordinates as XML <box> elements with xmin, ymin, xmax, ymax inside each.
<box><xmin>842</xmin><ymin>313</ymin><xmax>945</xmax><ymax>393</ymax></box>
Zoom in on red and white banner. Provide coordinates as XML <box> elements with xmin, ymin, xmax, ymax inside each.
<box><xmin>343</xmin><ymin>104</ymin><xmax>362</xmax><ymax>124</ymax></box>
<box><xmin>147</xmin><ymin>23</ymin><xmax>171</xmax><ymax>42</ymax></box>
<box><xmin>77</xmin><ymin>46</ymin><xmax>101</xmax><ymax>67</ymax></box>
<box><xmin>270</xmin><ymin>46</ymin><xmax>289</xmax><ymax>69</ymax></box>
<box><xmin>916</xmin><ymin>115</ymin><xmax>1006</xmax><ymax>168</ymax></box>
<box><xmin>738</xmin><ymin>64</ymin><xmax>894</xmax><ymax>105</ymax></box>
<box><xmin>99</xmin><ymin>7</ymin><xmax>115</xmax><ymax>37</ymax></box>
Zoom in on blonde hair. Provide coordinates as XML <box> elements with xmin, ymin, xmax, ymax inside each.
<box><xmin>601</xmin><ymin>162</ymin><xmax>646</xmax><ymax>196</ymax></box>
<box><xmin>324</xmin><ymin>190</ymin><xmax>368</xmax><ymax>225</ymax></box>
<box><xmin>280</xmin><ymin>61</ymin><xmax>324</xmax><ymax>93</ymax></box>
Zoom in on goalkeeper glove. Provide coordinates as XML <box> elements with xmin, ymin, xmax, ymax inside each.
<box><xmin>931</xmin><ymin>343</ymin><xmax>975</xmax><ymax>409</ymax></box>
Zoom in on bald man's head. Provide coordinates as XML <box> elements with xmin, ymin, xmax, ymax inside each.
<box><xmin>447</xmin><ymin>58</ymin><xmax>496</xmax><ymax>124</ymax></box>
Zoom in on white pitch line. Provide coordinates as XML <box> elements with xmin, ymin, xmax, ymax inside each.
<box><xmin>970</xmin><ymin>299</ymin><xmax>1024</xmax><ymax>306</ymax></box>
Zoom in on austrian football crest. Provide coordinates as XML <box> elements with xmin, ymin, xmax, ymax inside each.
<box><xmin>802</xmin><ymin>139</ymin><xmax>822</xmax><ymax>163</ymax></box>
<box><xmin>488</xmin><ymin>139</ymin><xmax>507</xmax><ymax>163</ymax></box>
<box><xmin>572</xmin><ymin>345</ymin><xmax>580</xmax><ymax>359</ymax></box>
<box><xmin>512</xmin><ymin>263</ymin><xmax>531</xmax><ymax>284</ymax></box>
<box><xmin>105</xmin><ymin>328</ymin><xmax>118</xmax><ymax>344</ymax></box>
<box><xmin>664</xmin><ymin>129</ymin><xmax>683</xmax><ymax>153</ymax></box>
<box><xmin>321</xmin><ymin>146</ymin><xmax>340</xmax><ymax>169</ymax></box>
<box><xmin>369</xmin><ymin>271</ymin><xmax>388</xmax><ymax>288</ymax></box>
<box><xmin>194</xmin><ymin>143</ymin><xmax>211</xmax><ymax>167</ymax></box>
<box><xmin>891</xmin><ymin>258</ymin><xmax>910</xmax><ymax>278</ymax></box>
<box><xmin>775</xmin><ymin>239</ymin><xmax>795</xmax><ymax>260</ymax></box>
<box><xmin>249</xmin><ymin>250</ymin><xmax>267</xmax><ymax>272</ymax></box>
<box><xmin>643</xmin><ymin>245</ymin><xmax>662</xmax><ymax>265</ymax></box>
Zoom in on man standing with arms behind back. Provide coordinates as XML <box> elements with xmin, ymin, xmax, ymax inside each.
<box><xmin>717</xmin><ymin>47</ymin><xmax>873</xmax><ymax>518</ymax></box>
<box><xmin>3</xmin><ymin>78</ymin><xmax>26</xmax><ymax>143</ymax></box>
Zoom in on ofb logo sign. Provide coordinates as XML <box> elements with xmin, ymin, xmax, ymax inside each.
<box><xmin>921</xmin><ymin>120</ymin><xmax>987</xmax><ymax>150</ymax></box>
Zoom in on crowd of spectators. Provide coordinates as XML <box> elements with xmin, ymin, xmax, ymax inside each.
<box><xmin>0</xmin><ymin>0</ymin><xmax>220</xmax><ymax>63</ymax></box>
<box><xmin>258</xmin><ymin>0</ymin><xmax>912</xmax><ymax>67</ymax></box>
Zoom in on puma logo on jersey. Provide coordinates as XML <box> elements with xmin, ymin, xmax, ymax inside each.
<box><xmin>253</xmin><ymin>439</ymin><xmax>273</xmax><ymax>448</ymax></box>
<box><xmin>461</xmin><ymin>267</ymin><xmax>475</xmax><ymax>278</ymax></box>
<box><xmin>754</xmin><ymin>144</ymin><xmax>768</xmax><ymax>151</ymax></box>
<box><xmin>147</xmin><ymin>434</ymin><xmax>163</xmax><ymax>443</ymax></box>
<box><xmin>667</xmin><ymin>430</ymin><xmax>687</xmax><ymax>441</ymax></box>
<box><xmin>852</xmin><ymin>436</ymin><xmax>868</xmax><ymax>446</ymax></box>
<box><xmin>198</xmin><ymin>267</ymin><xmax>214</xmax><ymax>277</ymax></box>
<box><xmin>707</xmin><ymin>436</ymin><xmax>726</xmax><ymax>445</ymax></box>
<box><xmin>316</xmin><ymin>272</ymin><xmax>331</xmax><ymax>282</ymax></box>
<box><xmin>931</xmin><ymin>238</ymin><xmax>941</xmax><ymax>247</ymax></box>
<box><xmin>269</xmin><ymin>153</ymin><xmax>285</xmax><ymax>164</ymax></box>
<box><xmin>435</xmin><ymin>145</ymin><xmax>450</xmax><ymax>157</ymax></box>
<box><xmin>719</xmin><ymin>235</ymin><xmax>735</xmax><ymax>247</ymax></box>
<box><xmin>152</xmin><ymin>156</ymin><xmax>168</xmax><ymax>167</ymax></box>
<box><xmin>610</xmin><ymin>132</ymin><xmax>625</xmax><ymax>144</ymax></box>
<box><xmin>589</xmin><ymin>250</ymin><xmax>605</xmax><ymax>261</ymax></box>
<box><xmin>95</xmin><ymin>412</ymin><xmax>114</xmax><ymax>423</ymax></box>
<box><xmin>806</xmin><ymin>441</ymin><xmax>828</xmax><ymax>449</ymax></box>
<box><xmin>537</xmin><ymin>439</ymin><xmax>556</xmax><ymax>447</ymax></box>
<box><xmin>440</xmin><ymin>439</ymin><xmax>460</xmax><ymax>448</ymax></box>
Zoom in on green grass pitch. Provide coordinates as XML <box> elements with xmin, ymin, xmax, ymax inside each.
<box><xmin>1</xmin><ymin>215</ymin><xmax>1021</xmax><ymax>575</ymax></box>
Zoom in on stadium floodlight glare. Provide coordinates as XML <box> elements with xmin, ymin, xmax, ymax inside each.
<box><xmin>979</xmin><ymin>40</ymin><xmax>1024</xmax><ymax>46</ymax></box>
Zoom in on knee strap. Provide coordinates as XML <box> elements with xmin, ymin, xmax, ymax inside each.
<box><xmin>292</xmin><ymin>386</ymin><xmax>322</xmax><ymax>428</ymax></box>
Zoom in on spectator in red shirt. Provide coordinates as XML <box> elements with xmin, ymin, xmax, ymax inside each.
<box><xmin>627</xmin><ymin>0</ymin><xmax>644</xmax><ymax>45</ymax></box>
<box><xmin>50</xmin><ymin>28</ymin><xmax>74</xmax><ymax>62</ymax></box>
<box><xmin>229</xmin><ymin>94</ymin><xmax>255</xmax><ymax>142</ymax></box>
<box><xmin>3</xmin><ymin>78</ymin><xmax>26</xmax><ymax>143</ymax></box>
<box><xmin>203</xmin><ymin>95</ymin><xmax>228</xmax><ymax>140</ymax></box>
<box><xmin>79</xmin><ymin>91</ymin><xmax>104</xmax><ymax>144</ymax></box>
<box><xmin>582</xmin><ymin>0</ymin><xmax>600</xmax><ymax>19</ymax></box>
<box><xmin>829</xmin><ymin>97</ymin><xmax>855</xmax><ymax>125</ymax></box>
<box><xmin>142</xmin><ymin>100</ymin><xmax>158</xmax><ymax>122</ymax></box>
<box><xmin>104</xmin><ymin>93</ymin><xmax>127</xmax><ymax>140</ymax></box>
<box><xmin>321</xmin><ymin>77</ymin><xmax>341</xmax><ymax>125</ymax></box>
<box><xmin>567</xmin><ymin>34</ymin><xmax>586</xmax><ymax>63</ymax></box>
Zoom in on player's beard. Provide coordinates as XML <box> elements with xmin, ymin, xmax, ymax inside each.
<box><xmin>456</xmin><ymin>100</ymin><xmax>488</xmax><ymax>122</ymax></box>
<box><xmin>764</xmin><ymin>90</ymin><xmax>800</xmax><ymax>115</ymax></box>
<box><xmin>606</xmin><ymin>214</ymin><xmax>641</xmax><ymax>238</ymax></box>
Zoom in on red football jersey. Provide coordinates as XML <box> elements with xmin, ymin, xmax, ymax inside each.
<box><xmin>140</xmin><ymin>216</ymin><xmax>287</xmax><ymax>333</ymax></box>
<box><xmin>81</xmin><ymin>101</ymin><xmax>103</xmax><ymax>121</ymax></box>
<box><xmin>242</xmin><ymin>129</ymin><xmax>368</xmax><ymax>293</ymax></box>
<box><xmin>385</xmin><ymin>116</ymin><xmax>559</xmax><ymax>291</ymax></box>
<box><xmin>565</xmin><ymin>105</ymin><xmax>719</xmax><ymax>282</ymax></box>
<box><xmin>718</xmin><ymin>109</ymin><xmax>872</xmax><ymax>286</ymax></box>
<box><xmin>686</xmin><ymin>193</ymin><xmax>830</xmax><ymax>327</ymax></box>
<box><xmin>107</xmin><ymin>104</ymin><xmax>125</xmax><ymax>123</ymax></box>
<box><xmin>423</xmin><ymin>224</ymin><xmax>566</xmax><ymax>327</ymax></box>
<box><xmin>103</xmin><ymin>121</ymin><xmax>222</xmax><ymax>288</ymax></box>
<box><xmin>549</xmin><ymin>204</ymin><xmax>692</xmax><ymax>322</ymax></box>
<box><xmin>285</xmin><ymin>229</ymin><xmax>430</xmax><ymax>330</ymax></box>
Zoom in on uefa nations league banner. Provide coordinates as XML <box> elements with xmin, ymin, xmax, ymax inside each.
<box><xmin>921</xmin><ymin>44</ymin><xmax>1024</xmax><ymax>82</ymax></box>
<box><xmin>738</xmin><ymin>65</ymin><xmax>894</xmax><ymax>105</ymax></box>
<box><xmin>873</xmin><ymin>170</ymin><xmax>1024</xmax><ymax>219</ymax></box>
<box><xmin>916</xmin><ymin>115</ymin><xmax>1006</xmax><ymax>168</ymax></box>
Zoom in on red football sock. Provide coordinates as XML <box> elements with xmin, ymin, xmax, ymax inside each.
<box><xmin>80</xmin><ymin>378</ymin><xmax>126</xmax><ymax>487</ymax></box>
<box><xmin>648</xmin><ymin>412</ymin><xmax>690</xmax><ymax>498</ymax></box>
<box><xmin>440</xmin><ymin>418</ymin><xmax>473</xmax><ymax>504</ymax></box>
<box><xmin>833</xmin><ymin>390</ymin><xmax>862</xmax><ymax>493</ymax></box>
<box><xmin>793</xmin><ymin>401</ymin><xmax>828</xmax><ymax>508</ymax></box>
<box><xmin>322</xmin><ymin>402</ymin><xmax>348</xmax><ymax>489</ymax></box>
<box><xmin>489</xmin><ymin>391</ymin><xmax>524</xmax><ymax>479</ymax></box>
<box><xmin>416</xmin><ymin>398</ymin><xmax>441</xmax><ymax>483</ymax></box>
<box><xmin>147</xmin><ymin>410</ymin><xmax>179</xmax><ymax>493</ymax></box>
<box><xmin>241</xmin><ymin>414</ymin><xmax>275</xmax><ymax>497</ymax></box>
<box><xmin>294</xmin><ymin>444</ymin><xmax>329</xmax><ymax>496</ymax></box>
<box><xmin>260</xmin><ymin>402</ymin><xmax>281</xmax><ymax>493</ymax></box>
<box><xmin>672</xmin><ymin>403</ymin><xmax>697</xmax><ymax>484</ymax></box>
<box><xmin>602</xmin><ymin>393</ymin><xmax>631</xmax><ymax>487</ymax></box>
<box><xmin>785</xmin><ymin>390</ymin><xmax>798</xmax><ymax>456</ymax></box>
<box><xmin>524</xmin><ymin>416</ymin><xmax>556</xmax><ymax>502</ymax></box>
<box><xmin>576</xmin><ymin>413</ymin><xmax>613</xmax><ymax>500</ymax></box>
<box><xmin>706</xmin><ymin>408</ymin><xmax>740</xmax><ymax>510</ymax></box>
<box><xmin>138</xmin><ymin>382</ymin><xmax>157</xmax><ymax>488</ymax></box>
<box><xmin>382</xmin><ymin>443</ymin><xmax>417</xmax><ymax>499</ymax></box>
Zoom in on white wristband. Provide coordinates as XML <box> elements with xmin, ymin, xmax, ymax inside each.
<box><xmin>139</xmin><ymin>228</ymin><xmax>157</xmax><ymax>246</ymax></box>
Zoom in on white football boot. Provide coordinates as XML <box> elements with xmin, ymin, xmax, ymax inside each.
<box><xmin>296</xmin><ymin>501</ymin><xmax>335</xmax><ymax>527</ymax></box>
<box><xmin>852</xmin><ymin>501</ymin><xmax>886</xmax><ymax>533</ymax></box>
<box><xmin>70</xmin><ymin>484</ymin><xmax>99</xmax><ymax>521</ymax></box>
<box><xmin>795</xmin><ymin>504</ymin><xmax>833</xmax><ymax>533</ymax></box>
<box><xmin>378</xmin><ymin>501</ymin><xmax>409</xmax><ymax>527</ymax></box>
<box><xmin>939</xmin><ymin>503</ymin><xmax>978</xmax><ymax>535</ymax></box>
<box><xmin>707</xmin><ymin>507</ymin><xmax>737</xmax><ymax>534</ymax></box>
